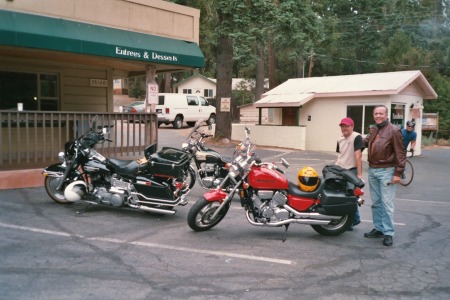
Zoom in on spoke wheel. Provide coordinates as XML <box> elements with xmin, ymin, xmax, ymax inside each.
<box><xmin>44</xmin><ymin>176</ymin><xmax>72</xmax><ymax>204</ymax></box>
<box><xmin>187</xmin><ymin>197</ymin><xmax>230</xmax><ymax>231</ymax></box>
<box><xmin>311</xmin><ymin>214</ymin><xmax>352</xmax><ymax>236</ymax></box>
<box><xmin>399</xmin><ymin>159</ymin><xmax>414</xmax><ymax>186</ymax></box>
<box><xmin>186</xmin><ymin>165</ymin><xmax>196</xmax><ymax>190</ymax></box>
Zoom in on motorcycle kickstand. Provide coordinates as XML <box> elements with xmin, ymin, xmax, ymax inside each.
<box><xmin>282</xmin><ymin>224</ymin><xmax>290</xmax><ymax>242</ymax></box>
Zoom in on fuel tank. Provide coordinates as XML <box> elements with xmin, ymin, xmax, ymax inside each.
<box><xmin>195</xmin><ymin>150</ymin><xmax>222</xmax><ymax>164</ymax></box>
<box><xmin>247</xmin><ymin>166</ymin><xmax>289</xmax><ymax>189</ymax></box>
<box><xmin>84</xmin><ymin>160</ymin><xmax>110</xmax><ymax>174</ymax></box>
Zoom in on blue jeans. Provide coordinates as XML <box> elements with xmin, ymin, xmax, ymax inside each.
<box><xmin>368</xmin><ymin>167</ymin><xmax>396</xmax><ymax>236</ymax></box>
<box><xmin>349</xmin><ymin>168</ymin><xmax>360</xmax><ymax>226</ymax></box>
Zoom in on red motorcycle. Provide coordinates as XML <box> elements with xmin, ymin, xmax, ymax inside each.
<box><xmin>187</xmin><ymin>127</ymin><xmax>365</xmax><ymax>240</ymax></box>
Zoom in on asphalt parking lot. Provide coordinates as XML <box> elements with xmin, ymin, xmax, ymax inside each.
<box><xmin>1</xmin><ymin>126</ymin><xmax>449</xmax><ymax>299</ymax></box>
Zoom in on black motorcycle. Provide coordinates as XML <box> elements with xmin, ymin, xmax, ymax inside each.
<box><xmin>42</xmin><ymin>116</ymin><xmax>192</xmax><ymax>215</ymax></box>
<box><xmin>182</xmin><ymin>120</ymin><xmax>230</xmax><ymax>190</ymax></box>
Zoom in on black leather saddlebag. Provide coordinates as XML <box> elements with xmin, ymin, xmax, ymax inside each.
<box><xmin>146</xmin><ymin>147</ymin><xmax>191</xmax><ymax>178</ymax></box>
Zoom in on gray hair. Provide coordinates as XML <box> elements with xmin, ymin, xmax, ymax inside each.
<box><xmin>373</xmin><ymin>105</ymin><xmax>388</xmax><ymax>114</ymax></box>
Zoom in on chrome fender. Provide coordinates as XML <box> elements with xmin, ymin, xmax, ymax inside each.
<box><xmin>42</xmin><ymin>163</ymin><xmax>66</xmax><ymax>177</ymax></box>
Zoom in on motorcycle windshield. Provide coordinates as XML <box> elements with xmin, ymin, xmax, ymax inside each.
<box><xmin>186</xmin><ymin>119</ymin><xmax>204</xmax><ymax>140</ymax></box>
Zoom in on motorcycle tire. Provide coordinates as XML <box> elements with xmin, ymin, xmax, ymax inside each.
<box><xmin>187</xmin><ymin>165</ymin><xmax>196</xmax><ymax>190</ymax></box>
<box><xmin>187</xmin><ymin>197</ymin><xmax>230</xmax><ymax>231</ymax></box>
<box><xmin>310</xmin><ymin>214</ymin><xmax>353</xmax><ymax>236</ymax></box>
<box><xmin>44</xmin><ymin>176</ymin><xmax>72</xmax><ymax>204</ymax></box>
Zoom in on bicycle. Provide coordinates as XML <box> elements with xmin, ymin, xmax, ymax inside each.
<box><xmin>399</xmin><ymin>149</ymin><xmax>414</xmax><ymax>186</ymax></box>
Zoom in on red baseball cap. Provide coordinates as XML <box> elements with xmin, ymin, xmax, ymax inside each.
<box><xmin>339</xmin><ymin>117</ymin><xmax>354</xmax><ymax>126</ymax></box>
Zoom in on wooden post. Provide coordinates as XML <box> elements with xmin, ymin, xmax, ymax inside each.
<box><xmin>146</xmin><ymin>65</ymin><xmax>157</xmax><ymax>113</ymax></box>
<box><xmin>145</xmin><ymin>65</ymin><xmax>157</xmax><ymax>149</ymax></box>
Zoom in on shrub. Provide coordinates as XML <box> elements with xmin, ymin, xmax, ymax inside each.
<box><xmin>421</xmin><ymin>136</ymin><xmax>436</xmax><ymax>147</ymax></box>
<box><xmin>437</xmin><ymin>139</ymin><xmax>449</xmax><ymax>146</ymax></box>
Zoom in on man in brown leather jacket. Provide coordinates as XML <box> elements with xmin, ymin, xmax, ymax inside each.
<box><xmin>363</xmin><ymin>105</ymin><xmax>406</xmax><ymax>246</ymax></box>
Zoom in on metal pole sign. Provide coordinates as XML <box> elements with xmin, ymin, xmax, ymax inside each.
<box><xmin>147</xmin><ymin>83</ymin><xmax>159</xmax><ymax>105</ymax></box>
<box><xmin>220</xmin><ymin>97</ymin><xmax>231</xmax><ymax>112</ymax></box>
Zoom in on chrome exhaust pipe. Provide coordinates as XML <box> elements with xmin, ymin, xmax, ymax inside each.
<box><xmin>245</xmin><ymin>210</ymin><xmax>331</xmax><ymax>227</ymax></box>
<box><xmin>283</xmin><ymin>205</ymin><xmax>342</xmax><ymax>220</ymax></box>
<box><xmin>129</xmin><ymin>204</ymin><xmax>176</xmax><ymax>215</ymax></box>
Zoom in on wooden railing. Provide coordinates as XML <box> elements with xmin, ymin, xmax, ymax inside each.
<box><xmin>0</xmin><ymin>111</ymin><xmax>157</xmax><ymax>171</ymax></box>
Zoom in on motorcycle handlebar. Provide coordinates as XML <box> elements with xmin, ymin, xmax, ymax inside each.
<box><xmin>274</xmin><ymin>166</ymin><xmax>285</xmax><ymax>174</ymax></box>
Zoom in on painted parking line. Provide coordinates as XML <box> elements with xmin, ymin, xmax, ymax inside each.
<box><xmin>396</xmin><ymin>197</ymin><xmax>450</xmax><ymax>205</ymax></box>
<box><xmin>0</xmin><ymin>222</ymin><xmax>294</xmax><ymax>266</ymax></box>
<box><xmin>360</xmin><ymin>220</ymin><xmax>405</xmax><ymax>226</ymax></box>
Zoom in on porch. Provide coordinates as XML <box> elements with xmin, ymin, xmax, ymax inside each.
<box><xmin>0</xmin><ymin>111</ymin><xmax>157</xmax><ymax>189</ymax></box>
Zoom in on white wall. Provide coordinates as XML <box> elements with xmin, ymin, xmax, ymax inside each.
<box><xmin>229</xmin><ymin>124</ymin><xmax>306</xmax><ymax>150</ymax></box>
<box><xmin>299</xmin><ymin>95</ymin><xmax>423</xmax><ymax>155</ymax></box>
<box><xmin>176</xmin><ymin>77</ymin><xmax>216</xmax><ymax>96</ymax></box>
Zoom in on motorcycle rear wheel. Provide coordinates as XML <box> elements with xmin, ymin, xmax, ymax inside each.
<box><xmin>44</xmin><ymin>176</ymin><xmax>72</xmax><ymax>204</ymax></box>
<box><xmin>310</xmin><ymin>214</ymin><xmax>353</xmax><ymax>236</ymax></box>
<box><xmin>187</xmin><ymin>197</ymin><xmax>230</xmax><ymax>231</ymax></box>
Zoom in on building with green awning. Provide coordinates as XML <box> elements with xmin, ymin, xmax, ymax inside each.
<box><xmin>0</xmin><ymin>0</ymin><xmax>204</xmax><ymax>112</ymax></box>
<box><xmin>0</xmin><ymin>10</ymin><xmax>204</xmax><ymax>69</ymax></box>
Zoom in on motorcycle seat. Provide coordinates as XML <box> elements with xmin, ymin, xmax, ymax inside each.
<box><xmin>288</xmin><ymin>180</ymin><xmax>323</xmax><ymax>199</ymax></box>
<box><xmin>109</xmin><ymin>158</ymin><xmax>135</xmax><ymax>167</ymax></box>
<box><xmin>109</xmin><ymin>159</ymin><xmax>140</xmax><ymax>175</ymax></box>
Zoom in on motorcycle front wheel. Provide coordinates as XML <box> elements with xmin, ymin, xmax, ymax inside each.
<box><xmin>310</xmin><ymin>214</ymin><xmax>353</xmax><ymax>236</ymax></box>
<box><xmin>187</xmin><ymin>197</ymin><xmax>230</xmax><ymax>231</ymax></box>
<box><xmin>44</xmin><ymin>176</ymin><xmax>72</xmax><ymax>204</ymax></box>
<box><xmin>187</xmin><ymin>165</ymin><xmax>196</xmax><ymax>190</ymax></box>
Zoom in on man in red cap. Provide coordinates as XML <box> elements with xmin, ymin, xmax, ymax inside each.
<box><xmin>335</xmin><ymin>117</ymin><xmax>365</xmax><ymax>230</ymax></box>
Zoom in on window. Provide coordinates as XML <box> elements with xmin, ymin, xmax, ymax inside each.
<box><xmin>0</xmin><ymin>71</ymin><xmax>59</xmax><ymax>111</ymax></box>
<box><xmin>183</xmin><ymin>89</ymin><xmax>192</xmax><ymax>94</ymax></box>
<box><xmin>39</xmin><ymin>74</ymin><xmax>58</xmax><ymax>111</ymax></box>
<box><xmin>187</xmin><ymin>96</ymin><xmax>198</xmax><ymax>106</ymax></box>
<box><xmin>200</xmin><ymin>96</ymin><xmax>208</xmax><ymax>106</ymax></box>
<box><xmin>158</xmin><ymin>95</ymin><xmax>165</xmax><ymax>105</ymax></box>
<box><xmin>204</xmin><ymin>89</ymin><xmax>213</xmax><ymax>97</ymax></box>
<box><xmin>391</xmin><ymin>103</ymin><xmax>405</xmax><ymax>129</ymax></box>
<box><xmin>347</xmin><ymin>105</ymin><xmax>377</xmax><ymax>135</ymax></box>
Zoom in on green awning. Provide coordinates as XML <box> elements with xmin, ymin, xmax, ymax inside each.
<box><xmin>0</xmin><ymin>10</ymin><xmax>204</xmax><ymax>68</ymax></box>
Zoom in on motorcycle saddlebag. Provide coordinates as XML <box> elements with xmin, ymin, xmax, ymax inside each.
<box><xmin>133</xmin><ymin>176</ymin><xmax>173</xmax><ymax>200</ymax></box>
<box><xmin>320</xmin><ymin>178</ymin><xmax>357</xmax><ymax>216</ymax></box>
<box><xmin>146</xmin><ymin>147</ymin><xmax>190</xmax><ymax>178</ymax></box>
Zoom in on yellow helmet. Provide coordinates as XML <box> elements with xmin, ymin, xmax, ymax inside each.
<box><xmin>297</xmin><ymin>166</ymin><xmax>319</xmax><ymax>192</ymax></box>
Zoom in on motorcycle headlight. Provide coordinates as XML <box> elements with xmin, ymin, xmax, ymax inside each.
<box><xmin>229</xmin><ymin>165</ymin><xmax>239</xmax><ymax>178</ymax></box>
<box><xmin>58</xmin><ymin>152</ymin><xmax>65</xmax><ymax>162</ymax></box>
<box><xmin>181</xmin><ymin>142</ymin><xmax>188</xmax><ymax>149</ymax></box>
